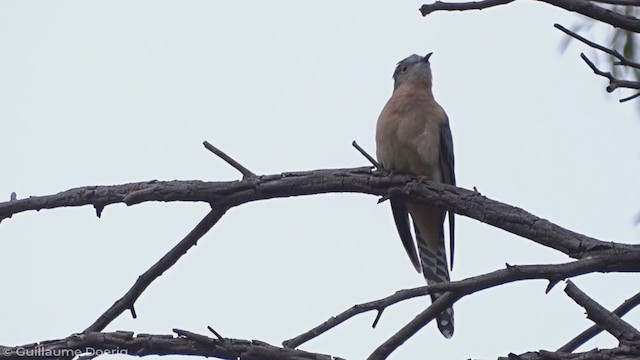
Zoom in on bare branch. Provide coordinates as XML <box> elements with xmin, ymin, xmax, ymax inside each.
<box><xmin>564</xmin><ymin>281</ymin><xmax>640</xmax><ymax>344</ymax></box>
<box><xmin>0</xmin><ymin>330</ymin><xmax>345</xmax><ymax>360</ymax></box>
<box><xmin>499</xmin><ymin>346</ymin><xmax>640</xmax><ymax>360</ymax></box>
<box><xmin>581</xmin><ymin>53</ymin><xmax>640</xmax><ymax>100</ymax></box>
<box><xmin>203</xmin><ymin>141</ymin><xmax>256</xmax><ymax>179</ymax></box>
<box><xmin>420</xmin><ymin>0</ymin><xmax>640</xmax><ymax>33</ymax></box>
<box><xmin>558</xmin><ymin>291</ymin><xmax>640</xmax><ymax>352</ymax></box>
<box><xmin>283</xmin><ymin>287</ymin><xmax>428</xmax><ymax>349</ymax></box>
<box><xmin>0</xmin><ymin>168</ymin><xmax>625</xmax><ymax>259</ymax></box>
<box><xmin>367</xmin><ymin>293</ymin><xmax>457</xmax><ymax>360</ymax></box>
<box><xmin>83</xmin><ymin>207</ymin><xmax>229</xmax><ymax>333</ymax></box>
<box><xmin>419</xmin><ymin>0</ymin><xmax>514</xmax><ymax>15</ymax></box>
<box><xmin>285</xmin><ymin>254</ymin><xmax>640</xmax><ymax>351</ymax></box>
<box><xmin>352</xmin><ymin>141</ymin><xmax>382</xmax><ymax>169</ymax></box>
<box><xmin>588</xmin><ymin>0</ymin><xmax>640</xmax><ymax>5</ymax></box>
<box><xmin>554</xmin><ymin>24</ymin><xmax>640</xmax><ymax>70</ymax></box>
<box><xmin>620</xmin><ymin>91</ymin><xmax>640</xmax><ymax>102</ymax></box>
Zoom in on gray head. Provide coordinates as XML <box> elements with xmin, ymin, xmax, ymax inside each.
<box><xmin>392</xmin><ymin>53</ymin><xmax>433</xmax><ymax>92</ymax></box>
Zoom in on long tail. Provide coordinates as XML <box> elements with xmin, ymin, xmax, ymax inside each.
<box><xmin>415</xmin><ymin>222</ymin><xmax>454</xmax><ymax>338</ymax></box>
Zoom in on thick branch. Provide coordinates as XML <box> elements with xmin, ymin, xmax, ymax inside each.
<box><xmin>564</xmin><ymin>281</ymin><xmax>640</xmax><ymax>343</ymax></box>
<box><xmin>0</xmin><ymin>168</ymin><xmax>627</xmax><ymax>260</ymax></box>
<box><xmin>499</xmin><ymin>346</ymin><xmax>640</xmax><ymax>360</ymax></box>
<box><xmin>420</xmin><ymin>0</ymin><xmax>640</xmax><ymax>33</ymax></box>
<box><xmin>0</xmin><ymin>330</ymin><xmax>344</xmax><ymax>360</ymax></box>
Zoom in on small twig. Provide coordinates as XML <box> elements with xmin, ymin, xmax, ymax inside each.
<box><xmin>620</xmin><ymin>92</ymin><xmax>640</xmax><ymax>103</ymax></box>
<box><xmin>203</xmin><ymin>141</ymin><xmax>256</xmax><ymax>179</ymax></box>
<box><xmin>377</xmin><ymin>194</ymin><xmax>391</xmax><ymax>204</ymax></box>
<box><xmin>419</xmin><ymin>0</ymin><xmax>515</xmax><ymax>16</ymax></box>
<box><xmin>207</xmin><ymin>325</ymin><xmax>224</xmax><ymax>341</ymax></box>
<box><xmin>554</xmin><ymin>24</ymin><xmax>640</xmax><ymax>70</ymax></box>
<box><xmin>174</xmin><ymin>328</ymin><xmax>217</xmax><ymax>345</ymax></box>
<box><xmin>372</xmin><ymin>309</ymin><xmax>384</xmax><ymax>328</ymax></box>
<box><xmin>352</xmin><ymin>141</ymin><xmax>382</xmax><ymax>169</ymax></box>
<box><xmin>580</xmin><ymin>53</ymin><xmax>640</xmax><ymax>99</ymax></box>
<box><xmin>564</xmin><ymin>281</ymin><xmax>640</xmax><ymax>344</ymax></box>
<box><xmin>83</xmin><ymin>206</ymin><xmax>229</xmax><ymax>333</ymax></box>
<box><xmin>558</xmin><ymin>290</ymin><xmax>640</xmax><ymax>352</ymax></box>
<box><xmin>367</xmin><ymin>292</ymin><xmax>458</xmax><ymax>360</ymax></box>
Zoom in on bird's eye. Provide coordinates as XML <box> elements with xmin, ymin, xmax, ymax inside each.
<box><xmin>401</xmin><ymin>65</ymin><xmax>408</xmax><ymax>73</ymax></box>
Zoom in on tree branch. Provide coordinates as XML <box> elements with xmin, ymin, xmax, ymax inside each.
<box><xmin>419</xmin><ymin>0</ymin><xmax>640</xmax><ymax>33</ymax></box>
<box><xmin>0</xmin><ymin>167</ymin><xmax>626</xmax><ymax>260</ymax></box>
<box><xmin>419</xmin><ymin>0</ymin><xmax>514</xmax><ymax>15</ymax></box>
<box><xmin>203</xmin><ymin>141</ymin><xmax>256</xmax><ymax>179</ymax></box>
<box><xmin>580</xmin><ymin>53</ymin><xmax>640</xmax><ymax>98</ymax></box>
<box><xmin>564</xmin><ymin>281</ymin><xmax>640</xmax><ymax>344</ymax></box>
<box><xmin>0</xmin><ymin>330</ymin><xmax>345</xmax><ymax>360</ymax></box>
<box><xmin>367</xmin><ymin>292</ymin><xmax>457</xmax><ymax>360</ymax></box>
<box><xmin>554</xmin><ymin>23</ymin><xmax>640</xmax><ymax>70</ymax></box>
<box><xmin>558</xmin><ymin>290</ymin><xmax>640</xmax><ymax>352</ymax></box>
<box><xmin>84</xmin><ymin>206</ymin><xmax>229</xmax><ymax>333</ymax></box>
<box><xmin>588</xmin><ymin>0</ymin><xmax>640</xmax><ymax>5</ymax></box>
<box><xmin>284</xmin><ymin>253</ymin><xmax>640</xmax><ymax>354</ymax></box>
<box><xmin>499</xmin><ymin>346</ymin><xmax>640</xmax><ymax>360</ymax></box>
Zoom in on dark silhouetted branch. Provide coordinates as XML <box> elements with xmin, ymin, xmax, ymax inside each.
<box><xmin>0</xmin><ymin>330</ymin><xmax>344</xmax><ymax>360</ymax></box>
<box><xmin>554</xmin><ymin>23</ymin><xmax>640</xmax><ymax>70</ymax></box>
<box><xmin>581</xmin><ymin>53</ymin><xmax>640</xmax><ymax>96</ymax></box>
<box><xmin>367</xmin><ymin>293</ymin><xmax>457</xmax><ymax>360</ymax></box>
<box><xmin>284</xmin><ymin>253</ymin><xmax>640</xmax><ymax>354</ymax></box>
<box><xmin>589</xmin><ymin>0</ymin><xmax>640</xmax><ymax>5</ymax></box>
<box><xmin>352</xmin><ymin>141</ymin><xmax>382</xmax><ymax>169</ymax></box>
<box><xmin>0</xmin><ymin>167</ymin><xmax>627</xmax><ymax>260</ymax></box>
<box><xmin>419</xmin><ymin>0</ymin><xmax>514</xmax><ymax>15</ymax></box>
<box><xmin>564</xmin><ymin>281</ymin><xmax>640</xmax><ymax>344</ymax></box>
<box><xmin>203</xmin><ymin>140</ymin><xmax>256</xmax><ymax>179</ymax></box>
<box><xmin>84</xmin><ymin>206</ymin><xmax>229</xmax><ymax>333</ymax></box>
<box><xmin>499</xmin><ymin>346</ymin><xmax>640</xmax><ymax>360</ymax></box>
<box><xmin>558</xmin><ymin>290</ymin><xmax>640</xmax><ymax>352</ymax></box>
<box><xmin>420</xmin><ymin>0</ymin><xmax>640</xmax><ymax>33</ymax></box>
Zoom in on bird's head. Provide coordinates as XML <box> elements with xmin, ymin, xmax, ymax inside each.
<box><xmin>392</xmin><ymin>53</ymin><xmax>433</xmax><ymax>92</ymax></box>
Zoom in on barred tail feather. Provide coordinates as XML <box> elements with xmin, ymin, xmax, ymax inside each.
<box><xmin>416</xmin><ymin>228</ymin><xmax>454</xmax><ymax>339</ymax></box>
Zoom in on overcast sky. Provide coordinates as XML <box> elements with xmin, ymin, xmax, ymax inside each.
<box><xmin>1</xmin><ymin>2</ymin><xmax>639</xmax><ymax>360</ymax></box>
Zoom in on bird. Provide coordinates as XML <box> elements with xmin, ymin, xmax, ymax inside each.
<box><xmin>375</xmin><ymin>52</ymin><xmax>456</xmax><ymax>338</ymax></box>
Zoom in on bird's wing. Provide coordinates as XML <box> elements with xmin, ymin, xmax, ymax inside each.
<box><xmin>391</xmin><ymin>199</ymin><xmax>421</xmax><ymax>273</ymax></box>
<box><xmin>439</xmin><ymin>117</ymin><xmax>456</xmax><ymax>270</ymax></box>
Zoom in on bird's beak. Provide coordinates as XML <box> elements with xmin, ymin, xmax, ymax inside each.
<box><xmin>422</xmin><ymin>52</ymin><xmax>433</xmax><ymax>63</ymax></box>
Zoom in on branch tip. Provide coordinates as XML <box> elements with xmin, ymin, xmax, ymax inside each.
<box><xmin>564</xmin><ymin>281</ymin><xmax>640</xmax><ymax>343</ymax></box>
<box><xmin>94</xmin><ymin>204</ymin><xmax>104</xmax><ymax>218</ymax></box>
<box><xmin>372</xmin><ymin>308</ymin><xmax>384</xmax><ymax>328</ymax></box>
<box><xmin>207</xmin><ymin>326</ymin><xmax>224</xmax><ymax>340</ymax></box>
<box><xmin>545</xmin><ymin>279</ymin><xmax>560</xmax><ymax>294</ymax></box>
<box><xmin>203</xmin><ymin>140</ymin><xmax>256</xmax><ymax>179</ymax></box>
<box><xmin>129</xmin><ymin>305</ymin><xmax>137</xmax><ymax>319</ymax></box>
<box><xmin>377</xmin><ymin>194</ymin><xmax>391</xmax><ymax>204</ymax></box>
<box><xmin>352</xmin><ymin>141</ymin><xmax>382</xmax><ymax>169</ymax></box>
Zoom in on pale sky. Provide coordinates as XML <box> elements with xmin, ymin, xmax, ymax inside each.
<box><xmin>1</xmin><ymin>2</ymin><xmax>639</xmax><ymax>359</ymax></box>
